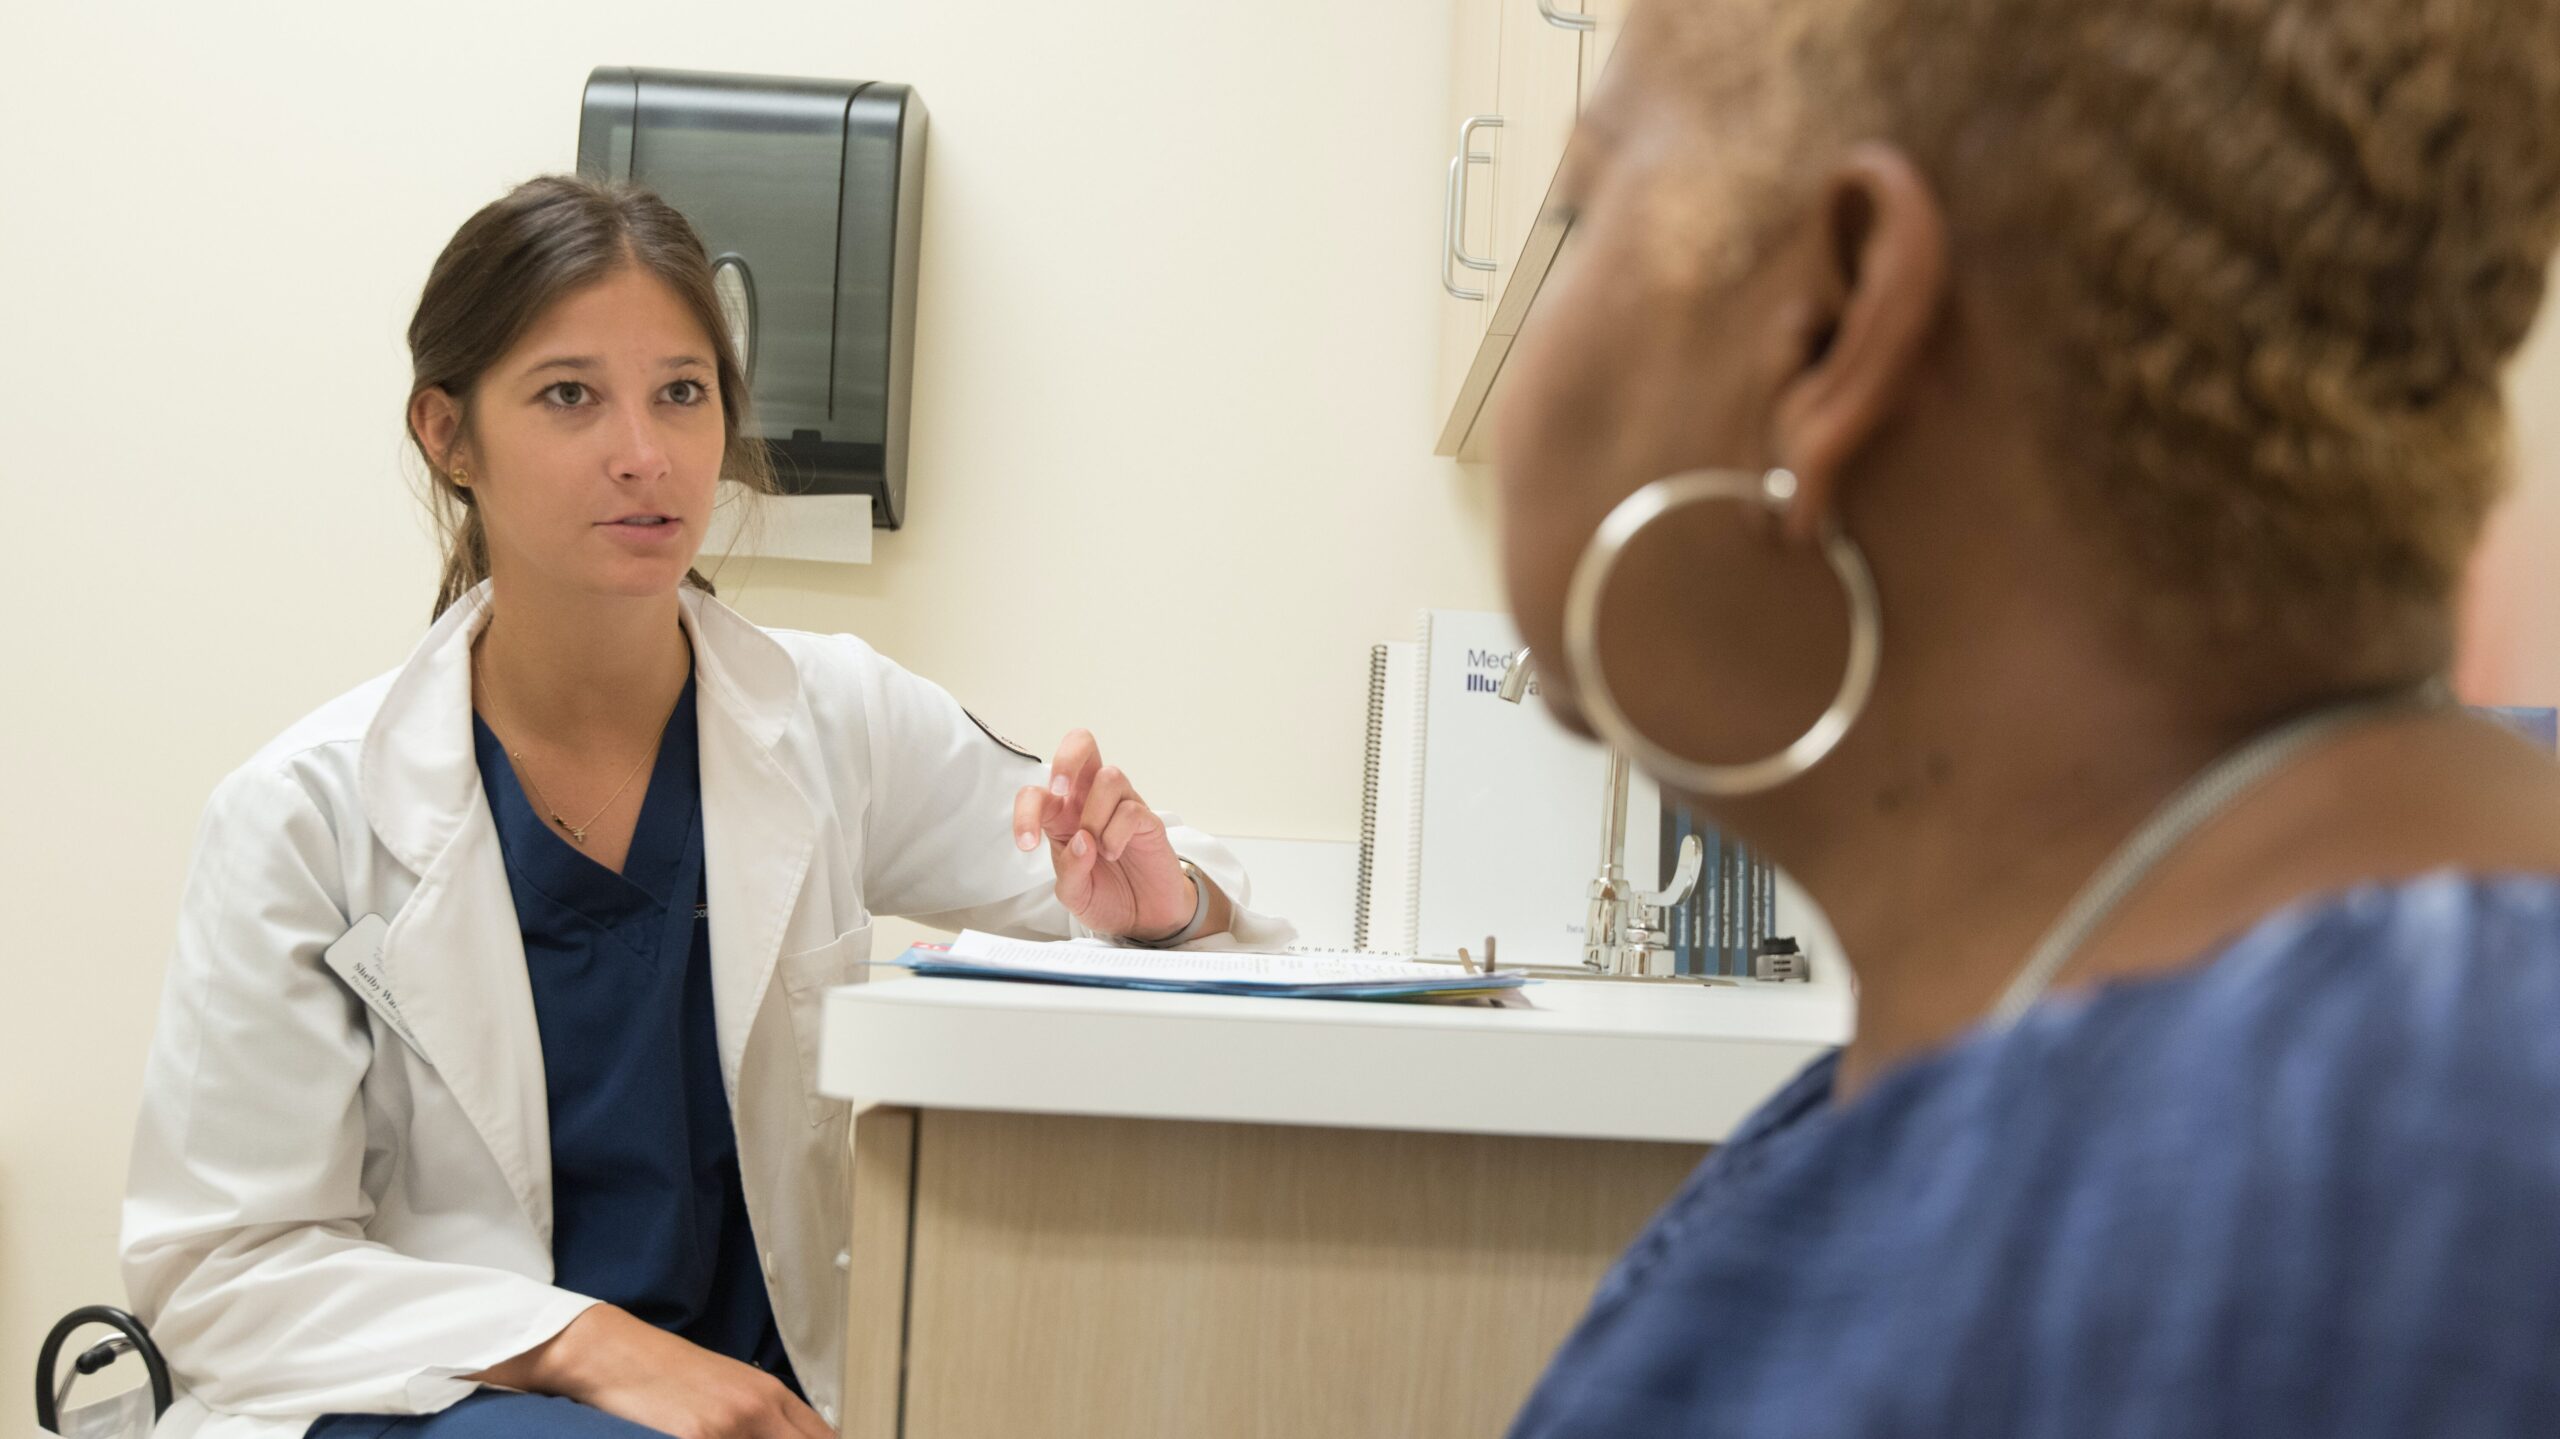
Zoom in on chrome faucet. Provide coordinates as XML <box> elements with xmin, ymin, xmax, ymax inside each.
<box><xmin>1499</xmin><ymin>646</ymin><xmax>1703</xmax><ymax>978</ymax></box>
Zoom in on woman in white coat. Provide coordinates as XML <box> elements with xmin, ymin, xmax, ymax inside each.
<box><xmin>120</xmin><ymin>175</ymin><xmax>1287</xmax><ymax>1439</ymax></box>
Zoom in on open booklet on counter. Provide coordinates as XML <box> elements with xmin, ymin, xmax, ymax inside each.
<box><xmin>882</xmin><ymin>932</ymin><xmax>1531</xmax><ymax>1002</ymax></box>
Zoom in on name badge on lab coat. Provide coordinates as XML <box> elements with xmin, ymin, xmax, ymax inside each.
<box><xmin>323</xmin><ymin>914</ymin><xmax>427</xmax><ymax>1060</ymax></box>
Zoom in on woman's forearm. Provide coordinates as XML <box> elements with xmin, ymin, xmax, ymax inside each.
<box><xmin>467</xmin><ymin>1302</ymin><xmax>617</xmax><ymax>1398</ymax></box>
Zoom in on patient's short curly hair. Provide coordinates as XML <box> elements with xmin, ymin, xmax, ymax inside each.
<box><xmin>1639</xmin><ymin>0</ymin><xmax>2560</xmax><ymax>677</ymax></box>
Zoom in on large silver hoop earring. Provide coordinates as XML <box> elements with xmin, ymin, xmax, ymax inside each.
<box><xmin>1563</xmin><ymin>467</ymin><xmax>1882</xmax><ymax>797</ymax></box>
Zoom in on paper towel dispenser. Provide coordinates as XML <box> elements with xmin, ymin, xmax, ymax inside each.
<box><xmin>578</xmin><ymin>68</ymin><xmax>927</xmax><ymax>532</ymax></box>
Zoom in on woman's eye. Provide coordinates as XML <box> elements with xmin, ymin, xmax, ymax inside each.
<box><xmin>666</xmin><ymin>379</ymin><xmax>711</xmax><ymax>406</ymax></box>
<box><xmin>542</xmin><ymin>381</ymin><xmax>590</xmax><ymax>409</ymax></box>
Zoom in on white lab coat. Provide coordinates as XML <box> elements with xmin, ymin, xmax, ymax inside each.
<box><xmin>120</xmin><ymin>582</ymin><xmax>1289</xmax><ymax>1438</ymax></box>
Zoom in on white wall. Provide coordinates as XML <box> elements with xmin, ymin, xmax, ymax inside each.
<box><xmin>2462</xmin><ymin>277</ymin><xmax>2560</xmax><ymax>700</ymax></box>
<box><xmin>0</xmin><ymin>0</ymin><xmax>1504</xmax><ymax>1385</ymax></box>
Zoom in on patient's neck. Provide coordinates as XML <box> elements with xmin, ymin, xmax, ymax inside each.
<box><xmin>1773</xmin><ymin>661</ymin><xmax>2560</xmax><ymax>1103</ymax></box>
<box><xmin>1766</xmin><ymin>644</ymin><xmax>2238</xmax><ymax>1100</ymax></box>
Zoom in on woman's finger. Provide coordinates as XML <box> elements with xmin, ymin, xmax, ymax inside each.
<box><xmin>1079</xmin><ymin>765</ymin><xmax>1142</xmax><ymax>839</ymax></box>
<box><xmin>779</xmin><ymin>1390</ymin><xmax>836</xmax><ymax>1439</ymax></box>
<box><xmin>1044</xmin><ymin>730</ymin><xmax>1102</xmax><ymax>843</ymax></box>
<box><xmin>1053</xmin><ymin>827</ymin><xmax>1100</xmax><ymax>914</ymax></box>
<box><xmin>1097</xmin><ymin>796</ymin><xmax>1161</xmax><ymax>865</ymax></box>
<box><xmin>1012</xmin><ymin>784</ymin><xmax>1050</xmax><ymax>853</ymax></box>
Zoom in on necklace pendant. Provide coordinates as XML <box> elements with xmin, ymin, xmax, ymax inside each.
<box><xmin>564</xmin><ymin>823</ymin><xmax>588</xmax><ymax>845</ymax></box>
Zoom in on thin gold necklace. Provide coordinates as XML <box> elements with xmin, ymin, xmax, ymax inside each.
<box><xmin>471</xmin><ymin>628</ymin><xmax>664</xmax><ymax>847</ymax></box>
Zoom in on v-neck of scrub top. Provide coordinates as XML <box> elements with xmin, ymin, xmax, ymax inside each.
<box><xmin>470</xmin><ymin>675</ymin><xmax>797</xmax><ymax>1393</ymax></box>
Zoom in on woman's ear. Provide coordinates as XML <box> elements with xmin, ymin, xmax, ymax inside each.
<box><xmin>1768</xmin><ymin>144</ymin><xmax>1950</xmax><ymax>541</ymax></box>
<box><xmin>409</xmin><ymin>386</ymin><xmax>465</xmax><ymax>479</ymax></box>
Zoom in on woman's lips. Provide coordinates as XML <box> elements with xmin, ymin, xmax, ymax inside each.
<box><xmin>598</xmin><ymin>516</ymin><xmax>685</xmax><ymax>547</ymax></box>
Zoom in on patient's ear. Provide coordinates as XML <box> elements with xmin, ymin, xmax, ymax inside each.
<box><xmin>1767</xmin><ymin>144</ymin><xmax>1950</xmax><ymax>540</ymax></box>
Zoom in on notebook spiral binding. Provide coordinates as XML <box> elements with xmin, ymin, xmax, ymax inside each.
<box><xmin>1352</xmin><ymin>643</ymin><xmax>1388</xmax><ymax>951</ymax></box>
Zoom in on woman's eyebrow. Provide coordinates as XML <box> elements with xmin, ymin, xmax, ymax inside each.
<box><xmin>518</xmin><ymin>354</ymin><xmax>711</xmax><ymax>376</ymax></box>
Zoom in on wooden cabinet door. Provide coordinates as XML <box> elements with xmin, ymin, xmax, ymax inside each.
<box><xmin>871</xmin><ymin>1109</ymin><xmax>1711</xmax><ymax>1439</ymax></box>
<box><xmin>1435</xmin><ymin>0</ymin><xmax>1504</xmax><ymax>436</ymax></box>
<box><xmin>1487</xmin><ymin>0</ymin><xmax>1586</xmax><ymax>330</ymax></box>
<box><xmin>1436</xmin><ymin>0</ymin><xmax>1607</xmax><ymax>461</ymax></box>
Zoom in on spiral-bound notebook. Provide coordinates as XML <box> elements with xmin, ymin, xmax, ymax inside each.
<box><xmin>1352</xmin><ymin>611</ymin><xmax>1660</xmax><ymax>967</ymax></box>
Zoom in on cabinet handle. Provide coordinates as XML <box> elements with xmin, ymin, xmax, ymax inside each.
<box><xmin>1537</xmin><ymin>0</ymin><xmax>1599</xmax><ymax>32</ymax></box>
<box><xmin>1442</xmin><ymin>114</ymin><xmax>1503</xmax><ymax>300</ymax></box>
<box><xmin>1442</xmin><ymin>156</ymin><xmax>1480</xmax><ymax>300</ymax></box>
<box><xmin>1452</xmin><ymin>115</ymin><xmax>1502</xmax><ymax>273</ymax></box>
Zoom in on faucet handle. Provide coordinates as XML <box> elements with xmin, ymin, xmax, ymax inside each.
<box><xmin>1638</xmin><ymin>833</ymin><xmax>1705</xmax><ymax>909</ymax></box>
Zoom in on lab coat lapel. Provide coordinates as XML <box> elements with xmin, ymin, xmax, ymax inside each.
<box><xmin>350</xmin><ymin>585</ymin><xmax>818</xmax><ymax>1235</ymax></box>
<box><xmin>379</xmin><ymin>819</ymin><xmax>555</xmax><ymax>1240</ymax></box>
<box><xmin>682</xmin><ymin>591</ymin><xmax>820</xmax><ymax>1105</ymax></box>
<box><xmin>357</xmin><ymin>584</ymin><xmax>557</xmax><ymax>1241</ymax></box>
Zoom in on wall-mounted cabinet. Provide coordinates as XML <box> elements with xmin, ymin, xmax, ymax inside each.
<box><xmin>1434</xmin><ymin>0</ymin><xmax>1631</xmax><ymax>462</ymax></box>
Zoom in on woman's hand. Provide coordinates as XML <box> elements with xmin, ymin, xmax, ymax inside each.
<box><xmin>470</xmin><ymin>1304</ymin><xmax>833</xmax><ymax>1439</ymax></box>
<box><xmin>1011</xmin><ymin>729</ymin><xmax>1203</xmax><ymax>940</ymax></box>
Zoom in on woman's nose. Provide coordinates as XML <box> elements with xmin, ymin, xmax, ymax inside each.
<box><xmin>607</xmin><ymin>401</ymin><xmax>671</xmax><ymax>483</ymax></box>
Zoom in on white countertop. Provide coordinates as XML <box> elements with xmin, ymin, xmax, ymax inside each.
<box><xmin>819</xmin><ymin>973</ymin><xmax>1851</xmax><ymax>1145</ymax></box>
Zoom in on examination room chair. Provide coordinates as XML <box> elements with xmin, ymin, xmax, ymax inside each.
<box><xmin>35</xmin><ymin>1304</ymin><xmax>172</xmax><ymax>1438</ymax></box>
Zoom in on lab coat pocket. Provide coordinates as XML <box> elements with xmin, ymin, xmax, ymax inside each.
<box><xmin>780</xmin><ymin>920</ymin><xmax>872</xmax><ymax>1126</ymax></box>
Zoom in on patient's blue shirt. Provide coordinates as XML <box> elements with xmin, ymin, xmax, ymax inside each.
<box><xmin>1509</xmin><ymin>872</ymin><xmax>2560</xmax><ymax>1438</ymax></box>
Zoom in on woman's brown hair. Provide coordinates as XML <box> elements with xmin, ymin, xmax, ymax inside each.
<box><xmin>406</xmin><ymin>174</ymin><xmax>775</xmax><ymax>619</ymax></box>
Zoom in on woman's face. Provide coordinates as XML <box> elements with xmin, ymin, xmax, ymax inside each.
<box><xmin>1491</xmin><ymin>57</ymin><xmax>1857</xmax><ymax>778</ymax></box>
<box><xmin>458</xmin><ymin>264</ymin><xmax>727</xmax><ymax>602</ymax></box>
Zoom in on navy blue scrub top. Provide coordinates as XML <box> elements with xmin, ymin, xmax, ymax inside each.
<box><xmin>472</xmin><ymin>673</ymin><xmax>796</xmax><ymax>1386</ymax></box>
<box><xmin>307</xmin><ymin>670</ymin><xmax>788</xmax><ymax>1423</ymax></box>
<box><xmin>308</xmin><ymin>675</ymin><xmax>793</xmax><ymax>1435</ymax></box>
